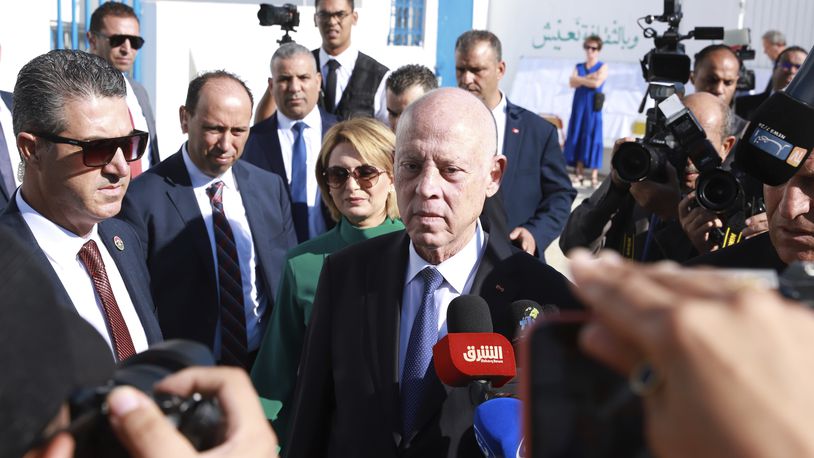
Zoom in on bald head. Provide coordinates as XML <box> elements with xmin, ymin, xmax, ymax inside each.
<box><xmin>394</xmin><ymin>88</ymin><xmax>505</xmax><ymax>264</ymax></box>
<box><xmin>683</xmin><ymin>92</ymin><xmax>730</xmax><ymax>150</ymax></box>
<box><xmin>396</xmin><ymin>87</ymin><xmax>498</xmax><ymax>160</ymax></box>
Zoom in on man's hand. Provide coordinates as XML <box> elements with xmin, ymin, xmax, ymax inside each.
<box><xmin>509</xmin><ymin>226</ymin><xmax>536</xmax><ymax>255</ymax></box>
<box><xmin>742</xmin><ymin>212</ymin><xmax>769</xmax><ymax>239</ymax></box>
<box><xmin>569</xmin><ymin>250</ymin><xmax>814</xmax><ymax>458</ymax></box>
<box><xmin>629</xmin><ymin>161</ymin><xmax>681</xmax><ymax>220</ymax></box>
<box><xmin>678</xmin><ymin>193</ymin><xmax>723</xmax><ymax>253</ymax></box>
<box><xmin>107</xmin><ymin>367</ymin><xmax>279</xmax><ymax>458</ymax></box>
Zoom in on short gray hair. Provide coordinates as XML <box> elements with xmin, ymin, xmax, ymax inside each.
<box><xmin>13</xmin><ymin>50</ymin><xmax>126</xmax><ymax>136</ymax></box>
<box><xmin>762</xmin><ymin>30</ymin><xmax>786</xmax><ymax>46</ymax></box>
<box><xmin>270</xmin><ymin>43</ymin><xmax>317</xmax><ymax>74</ymax></box>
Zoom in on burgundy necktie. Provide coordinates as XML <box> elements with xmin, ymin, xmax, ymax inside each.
<box><xmin>207</xmin><ymin>181</ymin><xmax>250</xmax><ymax>368</ymax></box>
<box><xmin>78</xmin><ymin>240</ymin><xmax>136</xmax><ymax>361</ymax></box>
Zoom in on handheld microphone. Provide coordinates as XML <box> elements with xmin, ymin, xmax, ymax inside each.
<box><xmin>735</xmin><ymin>45</ymin><xmax>814</xmax><ymax>185</ymax></box>
<box><xmin>509</xmin><ymin>299</ymin><xmax>559</xmax><ymax>345</ymax></box>
<box><xmin>432</xmin><ymin>295</ymin><xmax>516</xmax><ymax>389</ymax></box>
<box><xmin>473</xmin><ymin>397</ymin><xmax>523</xmax><ymax>458</ymax></box>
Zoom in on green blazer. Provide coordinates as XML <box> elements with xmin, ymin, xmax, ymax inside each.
<box><xmin>250</xmin><ymin>217</ymin><xmax>404</xmax><ymax>435</ymax></box>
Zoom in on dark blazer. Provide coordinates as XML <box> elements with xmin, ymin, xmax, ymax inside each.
<box><xmin>241</xmin><ymin>108</ymin><xmax>339</xmax><ymax>237</ymax></box>
<box><xmin>0</xmin><ymin>90</ymin><xmax>14</xmax><ymax>207</ymax></box>
<box><xmin>129</xmin><ymin>79</ymin><xmax>161</xmax><ymax>167</ymax></box>
<box><xmin>735</xmin><ymin>90</ymin><xmax>770</xmax><ymax>121</ymax></box>
<box><xmin>117</xmin><ymin>149</ymin><xmax>297</xmax><ymax>349</ymax></box>
<box><xmin>501</xmin><ymin>100</ymin><xmax>577</xmax><ymax>258</ymax></box>
<box><xmin>0</xmin><ymin>195</ymin><xmax>163</xmax><ymax>344</ymax></box>
<box><xmin>286</xmin><ymin>230</ymin><xmax>581</xmax><ymax>458</ymax></box>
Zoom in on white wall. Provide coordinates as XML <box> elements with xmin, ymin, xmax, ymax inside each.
<box><xmin>0</xmin><ymin>0</ymin><xmax>52</xmax><ymax>91</ymax></box>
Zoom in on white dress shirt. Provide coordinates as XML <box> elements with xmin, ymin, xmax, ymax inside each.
<box><xmin>124</xmin><ymin>77</ymin><xmax>153</xmax><ymax>171</ymax></box>
<box><xmin>491</xmin><ymin>91</ymin><xmax>508</xmax><ymax>157</ymax></box>
<box><xmin>0</xmin><ymin>96</ymin><xmax>22</xmax><ymax>189</ymax></box>
<box><xmin>399</xmin><ymin>221</ymin><xmax>487</xmax><ymax>382</ymax></box>
<box><xmin>181</xmin><ymin>145</ymin><xmax>266</xmax><ymax>355</ymax></box>
<box><xmin>318</xmin><ymin>46</ymin><xmax>391</xmax><ymax>126</ymax></box>
<box><xmin>16</xmin><ymin>192</ymin><xmax>149</xmax><ymax>360</ymax></box>
<box><xmin>276</xmin><ymin>107</ymin><xmax>327</xmax><ymax>238</ymax></box>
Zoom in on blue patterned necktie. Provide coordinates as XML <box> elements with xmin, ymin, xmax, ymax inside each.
<box><xmin>401</xmin><ymin>266</ymin><xmax>445</xmax><ymax>437</ymax></box>
<box><xmin>290</xmin><ymin>122</ymin><xmax>307</xmax><ymax>204</ymax></box>
<box><xmin>206</xmin><ymin>181</ymin><xmax>249</xmax><ymax>368</ymax></box>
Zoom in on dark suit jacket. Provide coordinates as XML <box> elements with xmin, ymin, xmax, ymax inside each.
<box><xmin>0</xmin><ymin>195</ymin><xmax>163</xmax><ymax>344</ymax></box>
<box><xmin>501</xmin><ymin>100</ymin><xmax>577</xmax><ymax>258</ymax></box>
<box><xmin>241</xmin><ymin>108</ymin><xmax>339</xmax><ymax>236</ymax></box>
<box><xmin>117</xmin><ymin>149</ymin><xmax>297</xmax><ymax>349</ymax></box>
<box><xmin>129</xmin><ymin>79</ymin><xmax>161</xmax><ymax>166</ymax></box>
<box><xmin>0</xmin><ymin>90</ymin><xmax>14</xmax><ymax>207</ymax></box>
<box><xmin>286</xmin><ymin>230</ymin><xmax>581</xmax><ymax>458</ymax></box>
<box><xmin>735</xmin><ymin>90</ymin><xmax>770</xmax><ymax>122</ymax></box>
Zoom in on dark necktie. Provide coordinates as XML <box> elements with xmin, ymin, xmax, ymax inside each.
<box><xmin>324</xmin><ymin>59</ymin><xmax>341</xmax><ymax>113</ymax></box>
<box><xmin>206</xmin><ymin>181</ymin><xmax>249</xmax><ymax>368</ymax></box>
<box><xmin>0</xmin><ymin>121</ymin><xmax>16</xmax><ymax>197</ymax></box>
<box><xmin>290</xmin><ymin>122</ymin><xmax>309</xmax><ymax>243</ymax></box>
<box><xmin>401</xmin><ymin>266</ymin><xmax>445</xmax><ymax>437</ymax></box>
<box><xmin>78</xmin><ymin>240</ymin><xmax>136</xmax><ymax>362</ymax></box>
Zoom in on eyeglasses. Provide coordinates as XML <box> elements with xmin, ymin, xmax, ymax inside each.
<box><xmin>35</xmin><ymin>131</ymin><xmax>148</xmax><ymax>167</ymax></box>
<box><xmin>779</xmin><ymin>60</ymin><xmax>802</xmax><ymax>72</ymax></box>
<box><xmin>323</xmin><ymin>164</ymin><xmax>384</xmax><ymax>189</ymax></box>
<box><xmin>315</xmin><ymin>10</ymin><xmax>351</xmax><ymax>22</ymax></box>
<box><xmin>584</xmin><ymin>45</ymin><xmax>600</xmax><ymax>51</ymax></box>
<box><xmin>94</xmin><ymin>32</ymin><xmax>145</xmax><ymax>50</ymax></box>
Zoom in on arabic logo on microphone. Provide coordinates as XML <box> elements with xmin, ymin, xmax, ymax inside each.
<box><xmin>463</xmin><ymin>345</ymin><xmax>504</xmax><ymax>364</ymax></box>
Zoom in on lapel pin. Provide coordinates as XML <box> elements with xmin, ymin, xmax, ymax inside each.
<box><xmin>495</xmin><ymin>284</ymin><xmax>505</xmax><ymax>293</ymax></box>
<box><xmin>511</xmin><ymin>128</ymin><xmax>520</xmax><ymax>134</ymax></box>
<box><xmin>113</xmin><ymin>235</ymin><xmax>125</xmax><ymax>251</ymax></box>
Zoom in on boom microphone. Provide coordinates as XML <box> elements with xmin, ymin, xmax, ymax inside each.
<box><xmin>735</xmin><ymin>45</ymin><xmax>814</xmax><ymax>185</ymax></box>
<box><xmin>432</xmin><ymin>295</ymin><xmax>516</xmax><ymax>388</ymax></box>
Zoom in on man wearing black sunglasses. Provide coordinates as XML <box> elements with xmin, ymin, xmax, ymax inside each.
<box><xmin>736</xmin><ymin>46</ymin><xmax>808</xmax><ymax>121</ymax></box>
<box><xmin>88</xmin><ymin>2</ymin><xmax>159</xmax><ymax>174</ymax></box>
<box><xmin>1</xmin><ymin>49</ymin><xmax>162</xmax><ymax>361</ymax></box>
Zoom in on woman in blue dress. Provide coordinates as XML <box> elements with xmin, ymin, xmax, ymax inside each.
<box><xmin>564</xmin><ymin>34</ymin><xmax>608</xmax><ymax>188</ymax></box>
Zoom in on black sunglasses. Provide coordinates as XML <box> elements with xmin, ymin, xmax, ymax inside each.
<box><xmin>323</xmin><ymin>164</ymin><xmax>384</xmax><ymax>189</ymax></box>
<box><xmin>584</xmin><ymin>45</ymin><xmax>600</xmax><ymax>51</ymax></box>
<box><xmin>95</xmin><ymin>32</ymin><xmax>145</xmax><ymax>50</ymax></box>
<box><xmin>35</xmin><ymin>131</ymin><xmax>148</xmax><ymax>167</ymax></box>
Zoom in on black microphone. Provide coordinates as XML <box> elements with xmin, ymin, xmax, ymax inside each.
<box><xmin>735</xmin><ymin>45</ymin><xmax>814</xmax><ymax>185</ymax></box>
<box><xmin>508</xmin><ymin>299</ymin><xmax>559</xmax><ymax>345</ymax></box>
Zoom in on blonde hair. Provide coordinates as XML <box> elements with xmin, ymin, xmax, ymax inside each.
<box><xmin>316</xmin><ymin>117</ymin><xmax>399</xmax><ymax>222</ymax></box>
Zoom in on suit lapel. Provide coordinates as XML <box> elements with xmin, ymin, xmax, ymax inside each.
<box><xmin>365</xmin><ymin>232</ymin><xmax>409</xmax><ymax>446</ymax></box>
<box><xmin>232</xmin><ymin>162</ymin><xmax>274</xmax><ymax>305</ymax></box>
<box><xmin>502</xmin><ymin>101</ymin><xmax>524</xmax><ymax>191</ymax></box>
<box><xmin>98</xmin><ymin>221</ymin><xmax>161</xmax><ymax>344</ymax></box>
<box><xmin>267</xmin><ymin>114</ymin><xmax>289</xmax><ymax>187</ymax></box>
<box><xmin>162</xmin><ymin>152</ymin><xmax>217</xmax><ymax>275</ymax></box>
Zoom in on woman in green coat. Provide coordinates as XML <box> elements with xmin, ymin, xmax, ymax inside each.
<box><xmin>251</xmin><ymin>117</ymin><xmax>404</xmax><ymax>439</ymax></box>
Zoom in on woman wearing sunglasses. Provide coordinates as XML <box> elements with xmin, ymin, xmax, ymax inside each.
<box><xmin>564</xmin><ymin>34</ymin><xmax>608</xmax><ymax>189</ymax></box>
<box><xmin>251</xmin><ymin>117</ymin><xmax>403</xmax><ymax>441</ymax></box>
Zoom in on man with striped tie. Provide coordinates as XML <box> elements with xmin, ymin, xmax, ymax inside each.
<box><xmin>119</xmin><ymin>70</ymin><xmax>297</xmax><ymax>370</ymax></box>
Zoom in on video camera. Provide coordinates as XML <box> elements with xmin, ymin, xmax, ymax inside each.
<box><xmin>258</xmin><ymin>3</ymin><xmax>299</xmax><ymax>44</ymax></box>
<box><xmin>68</xmin><ymin>340</ymin><xmax>225</xmax><ymax>458</ymax></box>
<box><xmin>725</xmin><ymin>28</ymin><xmax>757</xmax><ymax>92</ymax></box>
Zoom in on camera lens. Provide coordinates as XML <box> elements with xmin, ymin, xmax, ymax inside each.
<box><xmin>612</xmin><ymin>142</ymin><xmax>659</xmax><ymax>183</ymax></box>
<box><xmin>695</xmin><ymin>169</ymin><xmax>741</xmax><ymax>213</ymax></box>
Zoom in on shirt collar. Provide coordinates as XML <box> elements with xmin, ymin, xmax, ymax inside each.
<box><xmin>16</xmin><ymin>190</ymin><xmax>99</xmax><ymax>262</ymax></box>
<box><xmin>405</xmin><ymin>221</ymin><xmax>486</xmax><ymax>294</ymax></box>
<box><xmin>277</xmin><ymin>105</ymin><xmax>322</xmax><ymax>130</ymax></box>
<box><xmin>491</xmin><ymin>91</ymin><xmax>507</xmax><ymax>117</ymax></box>
<box><xmin>181</xmin><ymin>143</ymin><xmax>237</xmax><ymax>191</ymax></box>
<box><xmin>319</xmin><ymin>45</ymin><xmax>358</xmax><ymax>71</ymax></box>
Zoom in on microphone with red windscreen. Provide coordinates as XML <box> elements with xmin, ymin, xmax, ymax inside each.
<box><xmin>432</xmin><ymin>295</ymin><xmax>516</xmax><ymax>389</ymax></box>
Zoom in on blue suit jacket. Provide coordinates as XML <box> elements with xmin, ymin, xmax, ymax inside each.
<box><xmin>501</xmin><ymin>100</ymin><xmax>576</xmax><ymax>258</ymax></box>
<box><xmin>117</xmin><ymin>149</ymin><xmax>297</xmax><ymax>349</ymax></box>
<box><xmin>0</xmin><ymin>195</ymin><xmax>163</xmax><ymax>344</ymax></box>
<box><xmin>0</xmin><ymin>91</ymin><xmax>15</xmax><ymax>207</ymax></box>
<box><xmin>241</xmin><ymin>108</ymin><xmax>339</xmax><ymax>236</ymax></box>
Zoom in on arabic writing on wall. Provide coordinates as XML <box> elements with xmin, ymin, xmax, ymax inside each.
<box><xmin>533</xmin><ymin>18</ymin><xmax>641</xmax><ymax>51</ymax></box>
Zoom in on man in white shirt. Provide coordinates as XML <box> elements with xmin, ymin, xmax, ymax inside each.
<box><xmin>0</xmin><ymin>49</ymin><xmax>162</xmax><ymax>361</ymax></box>
<box><xmin>119</xmin><ymin>70</ymin><xmax>297</xmax><ymax>370</ymax></box>
<box><xmin>242</xmin><ymin>43</ymin><xmax>339</xmax><ymax>242</ymax></box>
<box><xmin>88</xmin><ymin>2</ymin><xmax>160</xmax><ymax>173</ymax></box>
